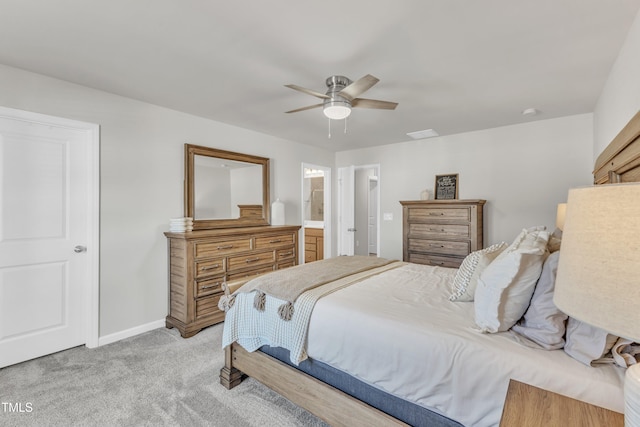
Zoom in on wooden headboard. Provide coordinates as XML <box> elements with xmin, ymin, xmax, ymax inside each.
<box><xmin>593</xmin><ymin>110</ymin><xmax>640</xmax><ymax>184</ymax></box>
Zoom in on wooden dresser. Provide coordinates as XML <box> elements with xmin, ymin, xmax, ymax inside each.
<box><xmin>164</xmin><ymin>225</ymin><xmax>300</xmax><ymax>337</ymax></box>
<box><xmin>400</xmin><ymin>199</ymin><xmax>485</xmax><ymax>268</ymax></box>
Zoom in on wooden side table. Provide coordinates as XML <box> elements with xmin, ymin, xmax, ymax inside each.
<box><xmin>500</xmin><ymin>379</ymin><xmax>624</xmax><ymax>427</ymax></box>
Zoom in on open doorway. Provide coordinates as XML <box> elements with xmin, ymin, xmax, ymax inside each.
<box><xmin>337</xmin><ymin>165</ymin><xmax>380</xmax><ymax>257</ymax></box>
<box><xmin>301</xmin><ymin>163</ymin><xmax>332</xmax><ymax>264</ymax></box>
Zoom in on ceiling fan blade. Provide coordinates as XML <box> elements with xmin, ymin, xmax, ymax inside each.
<box><xmin>352</xmin><ymin>98</ymin><xmax>398</xmax><ymax>110</ymax></box>
<box><xmin>285</xmin><ymin>84</ymin><xmax>330</xmax><ymax>99</ymax></box>
<box><xmin>338</xmin><ymin>74</ymin><xmax>379</xmax><ymax>101</ymax></box>
<box><xmin>285</xmin><ymin>103</ymin><xmax>323</xmax><ymax>113</ymax></box>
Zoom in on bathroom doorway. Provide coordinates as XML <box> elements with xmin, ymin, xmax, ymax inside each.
<box><xmin>301</xmin><ymin>163</ymin><xmax>332</xmax><ymax>264</ymax></box>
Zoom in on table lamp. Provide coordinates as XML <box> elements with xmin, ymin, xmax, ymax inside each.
<box><xmin>555</xmin><ymin>203</ymin><xmax>566</xmax><ymax>231</ymax></box>
<box><xmin>554</xmin><ymin>183</ymin><xmax>640</xmax><ymax>426</ymax></box>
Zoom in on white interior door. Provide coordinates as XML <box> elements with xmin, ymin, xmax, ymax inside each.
<box><xmin>337</xmin><ymin>166</ymin><xmax>355</xmax><ymax>256</ymax></box>
<box><xmin>0</xmin><ymin>107</ymin><xmax>99</xmax><ymax>368</ymax></box>
<box><xmin>368</xmin><ymin>177</ymin><xmax>378</xmax><ymax>255</ymax></box>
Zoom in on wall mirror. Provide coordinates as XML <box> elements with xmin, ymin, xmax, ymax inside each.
<box><xmin>184</xmin><ymin>144</ymin><xmax>270</xmax><ymax>229</ymax></box>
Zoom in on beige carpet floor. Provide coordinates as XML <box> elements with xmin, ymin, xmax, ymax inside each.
<box><xmin>0</xmin><ymin>324</ymin><xmax>328</xmax><ymax>427</ymax></box>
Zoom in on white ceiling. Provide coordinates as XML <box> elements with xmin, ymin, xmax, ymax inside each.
<box><xmin>1</xmin><ymin>1</ymin><xmax>639</xmax><ymax>151</ymax></box>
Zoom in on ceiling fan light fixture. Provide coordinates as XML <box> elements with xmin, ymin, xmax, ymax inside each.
<box><xmin>323</xmin><ymin>100</ymin><xmax>352</xmax><ymax>120</ymax></box>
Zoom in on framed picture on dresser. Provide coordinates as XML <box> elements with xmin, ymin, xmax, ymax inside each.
<box><xmin>435</xmin><ymin>173</ymin><xmax>459</xmax><ymax>199</ymax></box>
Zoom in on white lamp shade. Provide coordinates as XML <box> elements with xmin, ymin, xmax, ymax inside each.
<box><xmin>555</xmin><ymin>203</ymin><xmax>567</xmax><ymax>231</ymax></box>
<box><xmin>553</xmin><ymin>183</ymin><xmax>640</xmax><ymax>342</ymax></box>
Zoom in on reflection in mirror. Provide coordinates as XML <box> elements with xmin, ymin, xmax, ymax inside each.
<box><xmin>185</xmin><ymin>144</ymin><xmax>270</xmax><ymax>229</ymax></box>
<box><xmin>303</xmin><ymin>168</ymin><xmax>324</xmax><ymax>222</ymax></box>
<box><xmin>194</xmin><ymin>155</ymin><xmax>263</xmax><ymax>219</ymax></box>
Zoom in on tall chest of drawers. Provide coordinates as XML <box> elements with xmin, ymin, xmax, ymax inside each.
<box><xmin>164</xmin><ymin>225</ymin><xmax>300</xmax><ymax>337</ymax></box>
<box><xmin>400</xmin><ymin>200</ymin><xmax>485</xmax><ymax>268</ymax></box>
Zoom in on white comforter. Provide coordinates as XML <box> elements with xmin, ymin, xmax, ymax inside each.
<box><xmin>225</xmin><ymin>262</ymin><xmax>625</xmax><ymax>427</ymax></box>
<box><xmin>306</xmin><ymin>263</ymin><xmax>625</xmax><ymax>427</ymax></box>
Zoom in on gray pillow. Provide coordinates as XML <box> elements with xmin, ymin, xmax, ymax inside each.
<box><xmin>511</xmin><ymin>251</ymin><xmax>567</xmax><ymax>349</ymax></box>
<box><xmin>564</xmin><ymin>317</ymin><xmax>618</xmax><ymax>366</ymax></box>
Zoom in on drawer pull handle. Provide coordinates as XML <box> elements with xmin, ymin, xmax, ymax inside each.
<box><xmin>200</xmin><ymin>283</ymin><xmax>220</xmax><ymax>290</ymax></box>
<box><xmin>217</xmin><ymin>245</ymin><xmax>234</xmax><ymax>250</ymax></box>
<box><xmin>428</xmin><ymin>212</ymin><xmax>444</xmax><ymax>216</ymax></box>
<box><xmin>269</xmin><ymin>239</ymin><xmax>282</xmax><ymax>243</ymax></box>
<box><xmin>200</xmin><ymin>264</ymin><xmax>221</xmax><ymax>271</ymax></box>
<box><xmin>245</xmin><ymin>257</ymin><xmax>261</xmax><ymax>263</ymax></box>
<box><xmin>430</xmin><ymin>244</ymin><xmax>445</xmax><ymax>248</ymax></box>
<box><xmin>431</xmin><ymin>262</ymin><xmax>445</xmax><ymax>266</ymax></box>
<box><xmin>279</xmin><ymin>252</ymin><xmax>293</xmax><ymax>257</ymax></box>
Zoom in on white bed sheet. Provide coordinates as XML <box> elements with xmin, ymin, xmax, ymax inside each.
<box><xmin>306</xmin><ymin>263</ymin><xmax>625</xmax><ymax>427</ymax></box>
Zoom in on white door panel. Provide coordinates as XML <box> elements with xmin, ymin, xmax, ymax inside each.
<box><xmin>0</xmin><ymin>108</ymin><xmax>97</xmax><ymax>368</ymax></box>
<box><xmin>368</xmin><ymin>177</ymin><xmax>378</xmax><ymax>255</ymax></box>
<box><xmin>338</xmin><ymin>166</ymin><xmax>355</xmax><ymax>256</ymax></box>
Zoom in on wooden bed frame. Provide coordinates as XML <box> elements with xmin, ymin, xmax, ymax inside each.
<box><xmin>220</xmin><ymin>110</ymin><xmax>640</xmax><ymax>427</ymax></box>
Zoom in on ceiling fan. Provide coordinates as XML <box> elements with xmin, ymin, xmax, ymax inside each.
<box><xmin>285</xmin><ymin>74</ymin><xmax>398</xmax><ymax>120</ymax></box>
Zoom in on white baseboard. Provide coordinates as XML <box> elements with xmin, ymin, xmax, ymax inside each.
<box><xmin>97</xmin><ymin>319</ymin><xmax>166</xmax><ymax>347</ymax></box>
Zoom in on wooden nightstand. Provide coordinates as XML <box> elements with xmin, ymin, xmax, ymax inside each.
<box><xmin>500</xmin><ymin>379</ymin><xmax>623</xmax><ymax>427</ymax></box>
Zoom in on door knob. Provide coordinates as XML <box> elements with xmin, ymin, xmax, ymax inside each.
<box><xmin>74</xmin><ymin>245</ymin><xmax>87</xmax><ymax>253</ymax></box>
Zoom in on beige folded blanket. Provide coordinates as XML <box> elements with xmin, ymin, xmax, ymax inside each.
<box><xmin>220</xmin><ymin>255</ymin><xmax>398</xmax><ymax>320</ymax></box>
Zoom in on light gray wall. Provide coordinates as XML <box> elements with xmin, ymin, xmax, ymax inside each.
<box><xmin>336</xmin><ymin>114</ymin><xmax>594</xmax><ymax>260</ymax></box>
<box><xmin>0</xmin><ymin>63</ymin><xmax>334</xmax><ymax>337</ymax></box>
<box><xmin>594</xmin><ymin>7</ymin><xmax>640</xmax><ymax>159</ymax></box>
<box><xmin>2</xmin><ymin>7</ymin><xmax>635</xmax><ymax>339</ymax></box>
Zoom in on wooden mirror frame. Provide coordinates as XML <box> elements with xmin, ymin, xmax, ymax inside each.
<box><xmin>184</xmin><ymin>144</ymin><xmax>270</xmax><ymax>230</ymax></box>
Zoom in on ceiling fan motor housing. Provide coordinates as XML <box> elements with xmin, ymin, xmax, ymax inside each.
<box><xmin>324</xmin><ymin>75</ymin><xmax>352</xmax><ymax>110</ymax></box>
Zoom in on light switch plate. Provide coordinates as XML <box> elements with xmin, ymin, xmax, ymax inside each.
<box><xmin>383</xmin><ymin>213</ymin><xmax>393</xmax><ymax>221</ymax></box>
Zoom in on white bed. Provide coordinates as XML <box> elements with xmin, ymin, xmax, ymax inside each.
<box><xmin>222</xmin><ymin>261</ymin><xmax>625</xmax><ymax>427</ymax></box>
<box><xmin>220</xmin><ymin>111</ymin><xmax>640</xmax><ymax>427</ymax></box>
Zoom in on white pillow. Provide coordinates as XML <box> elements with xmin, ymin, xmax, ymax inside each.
<box><xmin>474</xmin><ymin>226</ymin><xmax>550</xmax><ymax>333</ymax></box>
<box><xmin>449</xmin><ymin>242</ymin><xmax>507</xmax><ymax>302</ymax></box>
<box><xmin>511</xmin><ymin>251</ymin><xmax>567</xmax><ymax>349</ymax></box>
<box><xmin>564</xmin><ymin>317</ymin><xmax>618</xmax><ymax>366</ymax></box>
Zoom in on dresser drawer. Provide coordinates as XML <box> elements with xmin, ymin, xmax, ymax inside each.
<box><xmin>409</xmin><ymin>207</ymin><xmax>470</xmax><ymax>222</ymax></box>
<box><xmin>276</xmin><ymin>247</ymin><xmax>295</xmax><ymax>261</ymax></box>
<box><xmin>409</xmin><ymin>238</ymin><xmax>470</xmax><ymax>256</ymax></box>
<box><xmin>195</xmin><ymin>257</ymin><xmax>225</xmax><ymax>278</ymax></box>
<box><xmin>305</xmin><ymin>251</ymin><xmax>316</xmax><ymax>263</ymax></box>
<box><xmin>195</xmin><ymin>293</ymin><xmax>225</xmax><ymax>321</ymax></box>
<box><xmin>194</xmin><ymin>237</ymin><xmax>252</xmax><ymax>258</ymax></box>
<box><xmin>227</xmin><ymin>250</ymin><xmax>274</xmax><ymax>271</ymax></box>
<box><xmin>227</xmin><ymin>265</ymin><xmax>274</xmax><ymax>283</ymax></box>
<box><xmin>409</xmin><ymin>253</ymin><xmax>462</xmax><ymax>268</ymax></box>
<box><xmin>194</xmin><ymin>275</ymin><xmax>225</xmax><ymax>298</ymax></box>
<box><xmin>409</xmin><ymin>223</ymin><xmax>470</xmax><ymax>239</ymax></box>
<box><xmin>255</xmin><ymin>233</ymin><xmax>295</xmax><ymax>249</ymax></box>
<box><xmin>277</xmin><ymin>260</ymin><xmax>296</xmax><ymax>269</ymax></box>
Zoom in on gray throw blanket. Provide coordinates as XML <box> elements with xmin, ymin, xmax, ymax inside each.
<box><xmin>219</xmin><ymin>255</ymin><xmax>397</xmax><ymax>320</ymax></box>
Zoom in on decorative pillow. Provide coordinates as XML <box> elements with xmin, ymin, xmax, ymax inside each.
<box><xmin>511</xmin><ymin>251</ymin><xmax>567</xmax><ymax>349</ymax></box>
<box><xmin>611</xmin><ymin>338</ymin><xmax>640</xmax><ymax>368</ymax></box>
<box><xmin>547</xmin><ymin>228</ymin><xmax>562</xmax><ymax>253</ymax></box>
<box><xmin>564</xmin><ymin>317</ymin><xmax>618</xmax><ymax>366</ymax></box>
<box><xmin>474</xmin><ymin>226</ymin><xmax>550</xmax><ymax>333</ymax></box>
<box><xmin>449</xmin><ymin>242</ymin><xmax>507</xmax><ymax>302</ymax></box>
